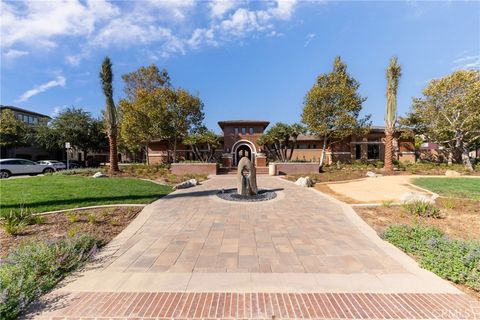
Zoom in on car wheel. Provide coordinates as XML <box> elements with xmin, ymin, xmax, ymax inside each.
<box><xmin>43</xmin><ymin>168</ymin><xmax>54</xmax><ymax>174</ymax></box>
<box><xmin>0</xmin><ymin>170</ymin><xmax>11</xmax><ymax>179</ymax></box>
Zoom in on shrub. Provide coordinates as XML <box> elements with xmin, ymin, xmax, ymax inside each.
<box><xmin>66</xmin><ymin>212</ymin><xmax>79</xmax><ymax>223</ymax></box>
<box><xmin>383</xmin><ymin>225</ymin><xmax>480</xmax><ymax>291</ymax></box>
<box><xmin>0</xmin><ymin>234</ymin><xmax>98</xmax><ymax>319</ymax></box>
<box><xmin>1</xmin><ymin>207</ymin><xmax>33</xmax><ymax>235</ymax></box>
<box><xmin>381</xmin><ymin>200</ymin><xmax>394</xmax><ymax>208</ymax></box>
<box><xmin>87</xmin><ymin>213</ymin><xmax>97</xmax><ymax>224</ymax></box>
<box><xmin>402</xmin><ymin>200</ymin><xmax>441</xmax><ymax>218</ymax></box>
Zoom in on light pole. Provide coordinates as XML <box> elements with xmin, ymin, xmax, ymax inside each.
<box><xmin>65</xmin><ymin>142</ymin><xmax>71</xmax><ymax>170</ymax></box>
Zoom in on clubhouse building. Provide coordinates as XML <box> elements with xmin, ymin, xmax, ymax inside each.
<box><xmin>148</xmin><ymin>120</ymin><xmax>416</xmax><ymax>167</ymax></box>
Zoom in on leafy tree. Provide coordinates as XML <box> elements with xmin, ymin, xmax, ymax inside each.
<box><xmin>100</xmin><ymin>56</ymin><xmax>119</xmax><ymax>173</ymax></box>
<box><xmin>183</xmin><ymin>130</ymin><xmax>220</xmax><ymax>162</ymax></box>
<box><xmin>302</xmin><ymin>56</ymin><xmax>370</xmax><ymax>168</ymax></box>
<box><xmin>122</xmin><ymin>64</ymin><xmax>171</xmax><ymax>101</ymax></box>
<box><xmin>384</xmin><ymin>57</ymin><xmax>402</xmax><ymax>172</ymax></box>
<box><xmin>32</xmin><ymin>108</ymin><xmax>108</xmax><ymax>162</ymax></box>
<box><xmin>257</xmin><ymin>123</ymin><xmax>306</xmax><ymax>162</ymax></box>
<box><xmin>119</xmin><ymin>88</ymin><xmax>168</xmax><ymax>164</ymax></box>
<box><xmin>401</xmin><ymin>70</ymin><xmax>480</xmax><ymax>171</ymax></box>
<box><xmin>0</xmin><ymin>109</ymin><xmax>29</xmax><ymax>147</ymax></box>
<box><xmin>164</xmin><ymin>88</ymin><xmax>205</xmax><ymax>163</ymax></box>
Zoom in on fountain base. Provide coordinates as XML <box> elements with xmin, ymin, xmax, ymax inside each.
<box><xmin>216</xmin><ymin>188</ymin><xmax>277</xmax><ymax>202</ymax></box>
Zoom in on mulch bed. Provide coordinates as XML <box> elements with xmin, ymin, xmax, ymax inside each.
<box><xmin>0</xmin><ymin>206</ymin><xmax>142</xmax><ymax>257</ymax></box>
<box><xmin>355</xmin><ymin>198</ymin><xmax>480</xmax><ymax>301</ymax></box>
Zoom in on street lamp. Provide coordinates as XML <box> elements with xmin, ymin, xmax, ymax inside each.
<box><xmin>65</xmin><ymin>142</ymin><xmax>71</xmax><ymax>170</ymax></box>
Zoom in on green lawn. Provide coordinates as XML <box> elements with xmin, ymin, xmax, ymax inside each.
<box><xmin>0</xmin><ymin>176</ymin><xmax>172</xmax><ymax>215</ymax></box>
<box><xmin>412</xmin><ymin>177</ymin><xmax>480</xmax><ymax>200</ymax></box>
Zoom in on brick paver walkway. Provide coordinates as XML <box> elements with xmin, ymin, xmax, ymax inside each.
<box><xmin>32</xmin><ymin>176</ymin><xmax>479</xmax><ymax>319</ymax></box>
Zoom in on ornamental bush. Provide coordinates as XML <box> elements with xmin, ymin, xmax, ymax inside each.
<box><xmin>0</xmin><ymin>234</ymin><xmax>98</xmax><ymax>319</ymax></box>
<box><xmin>383</xmin><ymin>225</ymin><xmax>480</xmax><ymax>291</ymax></box>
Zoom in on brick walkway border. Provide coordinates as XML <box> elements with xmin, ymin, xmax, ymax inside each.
<box><xmin>37</xmin><ymin>292</ymin><xmax>479</xmax><ymax>319</ymax></box>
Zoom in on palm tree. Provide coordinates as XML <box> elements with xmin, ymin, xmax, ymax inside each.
<box><xmin>289</xmin><ymin>123</ymin><xmax>307</xmax><ymax>161</ymax></box>
<box><xmin>384</xmin><ymin>56</ymin><xmax>402</xmax><ymax>172</ymax></box>
<box><xmin>100</xmin><ymin>56</ymin><xmax>119</xmax><ymax>173</ymax></box>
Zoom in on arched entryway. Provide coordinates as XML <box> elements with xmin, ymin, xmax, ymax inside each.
<box><xmin>232</xmin><ymin>140</ymin><xmax>257</xmax><ymax>166</ymax></box>
<box><xmin>236</xmin><ymin>145</ymin><xmax>251</xmax><ymax>164</ymax></box>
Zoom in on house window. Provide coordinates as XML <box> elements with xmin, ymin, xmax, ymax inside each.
<box><xmin>242</xmin><ymin>127</ymin><xmax>246</xmax><ymax>134</ymax></box>
<box><xmin>312</xmin><ymin>144</ymin><xmax>317</xmax><ymax>149</ymax></box>
<box><xmin>234</xmin><ymin>128</ymin><xmax>239</xmax><ymax>135</ymax></box>
<box><xmin>368</xmin><ymin>144</ymin><xmax>380</xmax><ymax>159</ymax></box>
<box><xmin>249</xmin><ymin>127</ymin><xmax>254</xmax><ymax>135</ymax></box>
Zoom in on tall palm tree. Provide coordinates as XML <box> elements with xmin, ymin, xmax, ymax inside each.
<box><xmin>384</xmin><ymin>56</ymin><xmax>402</xmax><ymax>172</ymax></box>
<box><xmin>289</xmin><ymin>123</ymin><xmax>307</xmax><ymax>161</ymax></box>
<box><xmin>100</xmin><ymin>56</ymin><xmax>119</xmax><ymax>173</ymax></box>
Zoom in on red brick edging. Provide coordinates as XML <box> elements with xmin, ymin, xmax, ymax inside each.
<box><xmin>37</xmin><ymin>292</ymin><xmax>479</xmax><ymax>319</ymax></box>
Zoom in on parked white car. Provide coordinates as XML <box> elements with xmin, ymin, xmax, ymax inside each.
<box><xmin>37</xmin><ymin>160</ymin><xmax>66</xmax><ymax>171</ymax></box>
<box><xmin>0</xmin><ymin>158</ymin><xmax>55</xmax><ymax>179</ymax></box>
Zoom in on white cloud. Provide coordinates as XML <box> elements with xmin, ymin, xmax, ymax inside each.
<box><xmin>304</xmin><ymin>33</ymin><xmax>315</xmax><ymax>47</ymax></box>
<box><xmin>453</xmin><ymin>55</ymin><xmax>480</xmax><ymax>70</ymax></box>
<box><xmin>3</xmin><ymin>49</ymin><xmax>29</xmax><ymax>59</ymax></box>
<box><xmin>1</xmin><ymin>0</ymin><xmax>119</xmax><ymax>48</ymax></box>
<box><xmin>16</xmin><ymin>76</ymin><xmax>66</xmax><ymax>102</ymax></box>
<box><xmin>210</xmin><ymin>0</ymin><xmax>242</xmax><ymax>18</ymax></box>
<box><xmin>2</xmin><ymin>0</ymin><xmax>306</xmax><ymax>63</ymax></box>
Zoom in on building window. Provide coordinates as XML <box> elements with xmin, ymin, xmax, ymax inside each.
<box><xmin>355</xmin><ymin>144</ymin><xmax>362</xmax><ymax>159</ymax></box>
<box><xmin>312</xmin><ymin>144</ymin><xmax>317</xmax><ymax>149</ymax></box>
<box><xmin>249</xmin><ymin>127</ymin><xmax>254</xmax><ymax>135</ymax></box>
<box><xmin>16</xmin><ymin>114</ymin><xmax>22</xmax><ymax>121</ymax></box>
<box><xmin>368</xmin><ymin>144</ymin><xmax>380</xmax><ymax>159</ymax></box>
<box><xmin>307</xmin><ymin>144</ymin><xmax>311</xmax><ymax>149</ymax></box>
<box><xmin>234</xmin><ymin>128</ymin><xmax>239</xmax><ymax>135</ymax></box>
<box><xmin>242</xmin><ymin>127</ymin><xmax>246</xmax><ymax>134</ymax></box>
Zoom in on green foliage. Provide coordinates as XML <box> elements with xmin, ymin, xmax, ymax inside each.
<box><xmin>401</xmin><ymin>70</ymin><xmax>480</xmax><ymax>171</ymax></box>
<box><xmin>1</xmin><ymin>207</ymin><xmax>33</xmax><ymax>235</ymax></box>
<box><xmin>385</xmin><ymin>56</ymin><xmax>402</xmax><ymax>128</ymax></box>
<box><xmin>442</xmin><ymin>200</ymin><xmax>455</xmax><ymax>210</ymax></box>
<box><xmin>87</xmin><ymin>213</ymin><xmax>97</xmax><ymax>224</ymax></box>
<box><xmin>183</xmin><ymin>130</ymin><xmax>221</xmax><ymax>163</ymax></box>
<box><xmin>66</xmin><ymin>211</ymin><xmax>79</xmax><ymax>223</ymax></box>
<box><xmin>257</xmin><ymin>122</ymin><xmax>306</xmax><ymax>162</ymax></box>
<box><xmin>383</xmin><ymin>225</ymin><xmax>480</xmax><ymax>291</ymax></box>
<box><xmin>302</xmin><ymin>56</ymin><xmax>371</xmax><ymax>167</ymax></box>
<box><xmin>0</xmin><ymin>234</ymin><xmax>98</xmax><ymax>319</ymax></box>
<box><xmin>381</xmin><ymin>200</ymin><xmax>394</xmax><ymax>208</ymax></box>
<box><xmin>402</xmin><ymin>200</ymin><xmax>441</xmax><ymax>218</ymax></box>
<box><xmin>0</xmin><ymin>109</ymin><xmax>30</xmax><ymax>147</ymax></box>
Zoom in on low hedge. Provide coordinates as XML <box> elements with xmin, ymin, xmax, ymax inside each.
<box><xmin>383</xmin><ymin>225</ymin><xmax>480</xmax><ymax>291</ymax></box>
<box><xmin>0</xmin><ymin>234</ymin><xmax>98</xmax><ymax>319</ymax></box>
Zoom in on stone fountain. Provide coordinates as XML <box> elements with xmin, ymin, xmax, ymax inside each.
<box><xmin>217</xmin><ymin>157</ymin><xmax>276</xmax><ymax>202</ymax></box>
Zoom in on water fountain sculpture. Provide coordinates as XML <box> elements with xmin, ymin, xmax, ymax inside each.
<box><xmin>237</xmin><ymin>157</ymin><xmax>258</xmax><ymax>196</ymax></box>
<box><xmin>216</xmin><ymin>156</ymin><xmax>277</xmax><ymax>202</ymax></box>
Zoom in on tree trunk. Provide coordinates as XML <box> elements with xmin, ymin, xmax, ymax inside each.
<box><xmin>173</xmin><ymin>139</ymin><xmax>177</xmax><ymax>163</ymax></box>
<box><xmin>319</xmin><ymin>135</ymin><xmax>328</xmax><ymax>170</ymax></box>
<box><xmin>384</xmin><ymin>129</ymin><xmax>394</xmax><ymax>172</ymax></box>
<box><xmin>144</xmin><ymin>145</ymin><xmax>149</xmax><ymax>165</ymax></box>
<box><xmin>289</xmin><ymin>137</ymin><xmax>297</xmax><ymax>161</ymax></box>
<box><xmin>108</xmin><ymin>131</ymin><xmax>119</xmax><ymax>173</ymax></box>
<box><xmin>462</xmin><ymin>147</ymin><xmax>473</xmax><ymax>171</ymax></box>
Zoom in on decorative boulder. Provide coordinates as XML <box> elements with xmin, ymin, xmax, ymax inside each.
<box><xmin>237</xmin><ymin>157</ymin><xmax>258</xmax><ymax>196</ymax></box>
<box><xmin>445</xmin><ymin>170</ymin><xmax>461</xmax><ymax>177</ymax></box>
<box><xmin>366</xmin><ymin>171</ymin><xmax>381</xmax><ymax>178</ymax></box>
<box><xmin>173</xmin><ymin>179</ymin><xmax>198</xmax><ymax>190</ymax></box>
<box><xmin>399</xmin><ymin>192</ymin><xmax>435</xmax><ymax>205</ymax></box>
<box><xmin>295</xmin><ymin>176</ymin><xmax>314</xmax><ymax>188</ymax></box>
<box><xmin>92</xmin><ymin>172</ymin><xmax>108</xmax><ymax>178</ymax></box>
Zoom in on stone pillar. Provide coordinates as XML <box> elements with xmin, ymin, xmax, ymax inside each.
<box><xmin>221</xmin><ymin>153</ymin><xmax>233</xmax><ymax>168</ymax></box>
<box><xmin>256</xmin><ymin>153</ymin><xmax>267</xmax><ymax>167</ymax></box>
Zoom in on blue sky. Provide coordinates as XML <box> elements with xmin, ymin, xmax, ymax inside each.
<box><xmin>1</xmin><ymin>0</ymin><xmax>479</xmax><ymax>132</ymax></box>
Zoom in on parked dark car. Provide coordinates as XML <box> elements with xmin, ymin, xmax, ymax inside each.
<box><xmin>61</xmin><ymin>160</ymin><xmax>85</xmax><ymax>169</ymax></box>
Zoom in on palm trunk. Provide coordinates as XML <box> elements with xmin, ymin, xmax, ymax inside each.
<box><xmin>144</xmin><ymin>145</ymin><xmax>149</xmax><ymax>165</ymax></box>
<box><xmin>384</xmin><ymin>129</ymin><xmax>394</xmax><ymax>172</ymax></box>
<box><xmin>289</xmin><ymin>137</ymin><xmax>297</xmax><ymax>161</ymax></box>
<box><xmin>319</xmin><ymin>135</ymin><xmax>327</xmax><ymax>170</ymax></box>
<box><xmin>108</xmin><ymin>131</ymin><xmax>119</xmax><ymax>173</ymax></box>
<box><xmin>173</xmin><ymin>139</ymin><xmax>177</xmax><ymax>163</ymax></box>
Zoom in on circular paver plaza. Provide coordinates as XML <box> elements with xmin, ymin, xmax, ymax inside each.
<box><xmin>33</xmin><ymin>176</ymin><xmax>479</xmax><ymax>319</ymax></box>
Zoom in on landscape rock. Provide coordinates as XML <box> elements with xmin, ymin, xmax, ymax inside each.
<box><xmin>445</xmin><ymin>170</ymin><xmax>461</xmax><ymax>177</ymax></box>
<box><xmin>92</xmin><ymin>172</ymin><xmax>108</xmax><ymax>178</ymax></box>
<box><xmin>295</xmin><ymin>176</ymin><xmax>314</xmax><ymax>187</ymax></box>
<box><xmin>399</xmin><ymin>192</ymin><xmax>435</xmax><ymax>205</ymax></box>
<box><xmin>366</xmin><ymin>171</ymin><xmax>383</xmax><ymax>178</ymax></box>
<box><xmin>173</xmin><ymin>178</ymin><xmax>198</xmax><ymax>190</ymax></box>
